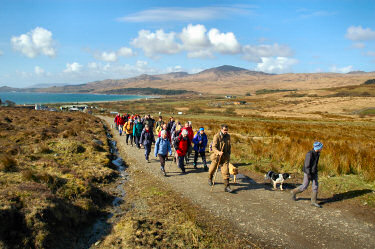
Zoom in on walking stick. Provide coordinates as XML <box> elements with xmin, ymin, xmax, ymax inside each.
<box><xmin>211</xmin><ymin>143</ymin><xmax>225</xmax><ymax>192</ymax></box>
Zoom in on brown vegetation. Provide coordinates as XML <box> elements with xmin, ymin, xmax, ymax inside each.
<box><xmin>0</xmin><ymin>107</ymin><xmax>116</xmax><ymax>248</ymax></box>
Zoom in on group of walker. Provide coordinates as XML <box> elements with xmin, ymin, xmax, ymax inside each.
<box><xmin>114</xmin><ymin>114</ymin><xmax>324</xmax><ymax>206</ymax></box>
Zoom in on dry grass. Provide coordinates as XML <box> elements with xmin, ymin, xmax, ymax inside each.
<box><xmin>0</xmin><ymin>107</ymin><xmax>116</xmax><ymax>248</ymax></box>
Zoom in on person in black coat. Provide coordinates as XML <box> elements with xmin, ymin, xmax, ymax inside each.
<box><xmin>291</xmin><ymin>141</ymin><xmax>323</xmax><ymax>208</ymax></box>
<box><xmin>140</xmin><ymin>125</ymin><xmax>155</xmax><ymax>163</ymax></box>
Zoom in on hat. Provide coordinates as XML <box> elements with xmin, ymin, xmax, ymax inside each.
<box><xmin>199</xmin><ymin>127</ymin><xmax>204</xmax><ymax>131</ymax></box>
<box><xmin>313</xmin><ymin>141</ymin><xmax>323</xmax><ymax>151</ymax></box>
<box><xmin>182</xmin><ymin>129</ymin><xmax>188</xmax><ymax>135</ymax></box>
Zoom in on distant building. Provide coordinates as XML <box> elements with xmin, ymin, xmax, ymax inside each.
<box><xmin>60</xmin><ymin>104</ymin><xmax>88</xmax><ymax>112</ymax></box>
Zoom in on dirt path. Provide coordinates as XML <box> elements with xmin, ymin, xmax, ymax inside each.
<box><xmin>101</xmin><ymin>116</ymin><xmax>375</xmax><ymax>249</ymax></box>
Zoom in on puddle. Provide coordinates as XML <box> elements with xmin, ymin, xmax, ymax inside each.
<box><xmin>76</xmin><ymin>130</ymin><xmax>128</xmax><ymax>248</ymax></box>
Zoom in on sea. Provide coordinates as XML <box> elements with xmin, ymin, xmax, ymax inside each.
<box><xmin>0</xmin><ymin>92</ymin><xmax>148</xmax><ymax>105</ymax></box>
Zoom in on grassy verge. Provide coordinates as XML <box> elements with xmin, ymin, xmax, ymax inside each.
<box><xmin>0</xmin><ymin>107</ymin><xmax>116</xmax><ymax>248</ymax></box>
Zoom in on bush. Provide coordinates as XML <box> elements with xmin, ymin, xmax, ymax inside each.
<box><xmin>363</xmin><ymin>79</ymin><xmax>375</xmax><ymax>85</ymax></box>
<box><xmin>0</xmin><ymin>155</ymin><xmax>17</xmax><ymax>172</ymax></box>
<box><xmin>245</xmin><ymin>92</ymin><xmax>251</xmax><ymax>96</ymax></box>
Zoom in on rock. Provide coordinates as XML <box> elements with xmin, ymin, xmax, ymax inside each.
<box><xmin>92</xmin><ymin>139</ymin><xmax>104</xmax><ymax>146</ymax></box>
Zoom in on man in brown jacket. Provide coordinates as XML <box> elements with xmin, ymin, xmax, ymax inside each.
<box><xmin>208</xmin><ymin>124</ymin><xmax>233</xmax><ymax>193</ymax></box>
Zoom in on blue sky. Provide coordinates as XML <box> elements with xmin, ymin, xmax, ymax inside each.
<box><xmin>0</xmin><ymin>0</ymin><xmax>374</xmax><ymax>87</ymax></box>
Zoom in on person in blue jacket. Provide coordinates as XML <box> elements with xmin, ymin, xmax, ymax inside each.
<box><xmin>154</xmin><ymin>130</ymin><xmax>172</xmax><ymax>176</ymax></box>
<box><xmin>140</xmin><ymin>124</ymin><xmax>155</xmax><ymax>163</ymax></box>
<box><xmin>192</xmin><ymin>127</ymin><xmax>208</xmax><ymax>171</ymax></box>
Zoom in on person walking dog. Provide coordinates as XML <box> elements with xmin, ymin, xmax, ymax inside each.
<box><xmin>291</xmin><ymin>141</ymin><xmax>323</xmax><ymax>208</ymax></box>
<box><xmin>208</xmin><ymin>124</ymin><xmax>233</xmax><ymax>193</ymax></box>
<box><xmin>155</xmin><ymin>130</ymin><xmax>172</xmax><ymax>176</ymax></box>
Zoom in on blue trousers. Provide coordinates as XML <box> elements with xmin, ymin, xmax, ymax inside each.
<box><xmin>144</xmin><ymin>144</ymin><xmax>152</xmax><ymax>160</ymax></box>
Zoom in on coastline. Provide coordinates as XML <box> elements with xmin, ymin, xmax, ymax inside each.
<box><xmin>0</xmin><ymin>91</ymin><xmax>160</xmax><ymax>105</ymax></box>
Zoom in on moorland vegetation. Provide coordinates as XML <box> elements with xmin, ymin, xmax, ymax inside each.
<box><xmin>0</xmin><ymin>107</ymin><xmax>116</xmax><ymax>248</ymax></box>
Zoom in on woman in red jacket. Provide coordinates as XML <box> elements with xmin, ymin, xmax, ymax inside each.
<box><xmin>174</xmin><ymin>129</ymin><xmax>191</xmax><ymax>173</ymax></box>
<box><xmin>181</xmin><ymin>121</ymin><xmax>194</xmax><ymax>163</ymax></box>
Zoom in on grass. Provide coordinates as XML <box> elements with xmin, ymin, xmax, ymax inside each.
<box><xmin>0</xmin><ymin>107</ymin><xmax>116</xmax><ymax>248</ymax></box>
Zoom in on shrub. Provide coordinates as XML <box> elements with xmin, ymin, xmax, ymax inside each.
<box><xmin>0</xmin><ymin>155</ymin><xmax>17</xmax><ymax>172</ymax></box>
<box><xmin>363</xmin><ymin>79</ymin><xmax>375</xmax><ymax>85</ymax></box>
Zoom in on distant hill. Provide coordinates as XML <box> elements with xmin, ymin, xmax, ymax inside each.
<box><xmin>347</xmin><ymin>71</ymin><xmax>367</xmax><ymax>74</ymax></box>
<box><xmin>198</xmin><ymin>65</ymin><xmax>269</xmax><ymax>76</ymax></box>
<box><xmin>0</xmin><ymin>86</ymin><xmax>24</xmax><ymax>92</ymax></box>
<box><xmin>27</xmin><ymin>83</ymin><xmax>69</xmax><ymax>88</ymax></box>
<box><xmin>8</xmin><ymin>65</ymin><xmax>375</xmax><ymax>95</ymax></box>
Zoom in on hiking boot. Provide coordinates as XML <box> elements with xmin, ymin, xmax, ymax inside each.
<box><xmin>311</xmin><ymin>192</ymin><xmax>322</xmax><ymax>208</ymax></box>
<box><xmin>291</xmin><ymin>188</ymin><xmax>302</xmax><ymax>201</ymax></box>
<box><xmin>224</xmin><ymin>179</ymin><xmax>234</xmax><ymax>193</ymax></box>
<box><xmin>224</xmin><ymin>186</ymin><xmax>233</xmax><ymax>193</ymax></box>
<box><xmin>208</xmin><ymin>178</ymin><xmax>213</xmax><ymax>186</ymax></box>
<box><xmin>161</xmin><ymin>167</ymin><xmax>166</xmax><ymax>176</ymax></box>
<box><xmin>193</xmin><ymin>163</ymin><xmax>197</xmax><ymax>169</ymax></box>
<box><xmin>204</xmin><ymin>165</ymin><xmax>208</xmax><ymax>172</ymax></box>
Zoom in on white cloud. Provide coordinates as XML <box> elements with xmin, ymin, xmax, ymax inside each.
<box><xmin>255</xmin><ymin>57</ymin><xmax>298</xmax><ymax>74</ymax></box>
<box><xmin>96</xmin><ymin>51</ymin><xmax>117</xmax><ymax>62</ymax></box>
<box><xmin>346</xmin><ymin>26</ymin><xmax>375</xmax><ymax>41</ymax></box>
<box><xmin>11</xmin><ymin>27</ymin><xmax>56</xmax><ymax>58</ymax></box>
<box><xmin>34</xmin><ymin>66</ymin><xmax>45</xmax><ymax>75</ymax></box>
<box><xmin>117</xmin><ymin>6</ymin><xmax>252</xmax><ymax>22</ymax></box>
<box><xmin>352</xmin><ymin>42</ymin><xmax>366</xmax><ymax>49</ymax></box>
<box><xmin>208</xmin><ymin>28</ymin><xmax>241</xmax><ymax>54</ymax></box>
<box><xmin>187</xmin><ymin>49</ymin><xmax>214</xmax><ymax>58</ymax></box>
<box><xmin>366</xmin><ymin>51</ymin><xmax>375</xmax><ymax>57</ymax></box>
<box><xmin>93</xmin><ymin>46</ymin><xmax>134</xmax><ymax>62</ymax></box>
<box><xmin>117</xmin><ymin>47</ymin><xmax>134</xmax><ymax>57</ymax></box>
<box><xmin>180</xmin><ymin>24</ymin><xmax>209</xmax><ymax>50</ymax></box>
<box><xmin>87</xmin><ymin>62</ymin><xmax>99</xmax><ymax>69</ymax></box>
<box><xmin>0</xmin><ymin>50</ymin><xmax>3</xmax><ymax>56</ymax></box>
<box><xmin>131</xmin><ymin>29</ymin><xmax>181</xmax><ymax>57</ymax></box>
<box><xmin>64</xmin><ymin>62</ymin><xmax>83</xmax><ymax>73</ymax></box>
<box><xmin>166</xmin><ymin>65</ymin><xmax>184</xmax><ymax>73</ymax></box>
<box><xmin>242</xmin><ymin>43</ymin><xmax>294</xmax><ymax>62</ymax></box>
<box><xmin>329</xmin><ymin>65</ymin><xmax>353</xmax><ymax>73</ymax></box>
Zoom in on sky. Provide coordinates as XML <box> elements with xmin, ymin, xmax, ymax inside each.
<box><xmin>0</xmin><ymin>0</ymin><xmax>374</xmax><ymax>88</ymax></box>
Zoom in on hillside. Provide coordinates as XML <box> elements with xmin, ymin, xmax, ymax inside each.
<box><xmin>3</xmin><ymin>65</ymin><xmax>375</xmax><ymax>95</ymax></box>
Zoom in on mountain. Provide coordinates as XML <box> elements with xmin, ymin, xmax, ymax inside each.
<box><xmin>347</xmin><ymin>71</ymin><xmax>367</xmax><ymax>74</ymax></box>
<box><xmin>9</xmin><ymin>65</ymin><xmax>375</xmax><ymax>95</ymax></box>
<box><xmin>198</xmin><ymin>65</ymin><xmax>268</xmax><ymax>76</ymax></box>
<box><xmin>0</xmin><ymin>86</ymin><xmax>22</xmax><ymax>92</ymax></box>
<box><xmin>27</xmin><ymin>83</ymin><xmax>69</xmax><ymax>88</ymax></box>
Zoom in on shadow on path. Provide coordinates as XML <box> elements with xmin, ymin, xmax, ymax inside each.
<box><xmin>319</xmin><ymin>189</ymin><xmax>373</xmax><ymax>206</ymax></box>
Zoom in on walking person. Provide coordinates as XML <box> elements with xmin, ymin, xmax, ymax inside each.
<box><xmin>133</xmin><ymin>118</ymin><xmax>143</xmax><ymax>149</ymax></box>
<box><xmin>167</xmin><ymin>117</ymin><xmax>175</xmax><ymax>132</ymax></box>
<box><xmin>155</xmin><ymin>116</ymin><xmax>164</xmax><ymax>134</ymax></box>
<box><xmin>118</xmin><ymin>115</ymin><xmax>126</xmax><ymax>136</ymax></box>
<box><xmin>208</xmin><ymin>124</ymin><xmax>233</xmax><ymax>193</ymax></box>
<box><xmin>174</xmin><ymin>129</ymin><xmax>191</xmax><ymax>173</ymax></box>
<box><xmin>192</xmin><ymin>127</ymin><xmax>208</xmax><ymax>171</ymax></box>
<box><xmin>181</xmin><ymin>121</ymin><xmax>194</xmax><ymax>163</ymax></box>
<box><xmin>154</xmin><ymin>130</ymin><xmax>172</xmax><ymax>176</ymax></box>
<box><xmin>114</xmin><ymin>113</ymin><xmax>120</xmax><ymax>130</ymax></box>
<box><xmin>124</xmin><ymin>118</ymin><xmax>134</xmax><ymax>146</ymax></box>
<box><xmin>291</xmin><ymin>141</ymin><xmax>324</xmax><ymax>208</ymax></box>
<box><xmin>140</xmin><ymin>125</ymin><xmax>155</xmax><ymax>163</ymax></box>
